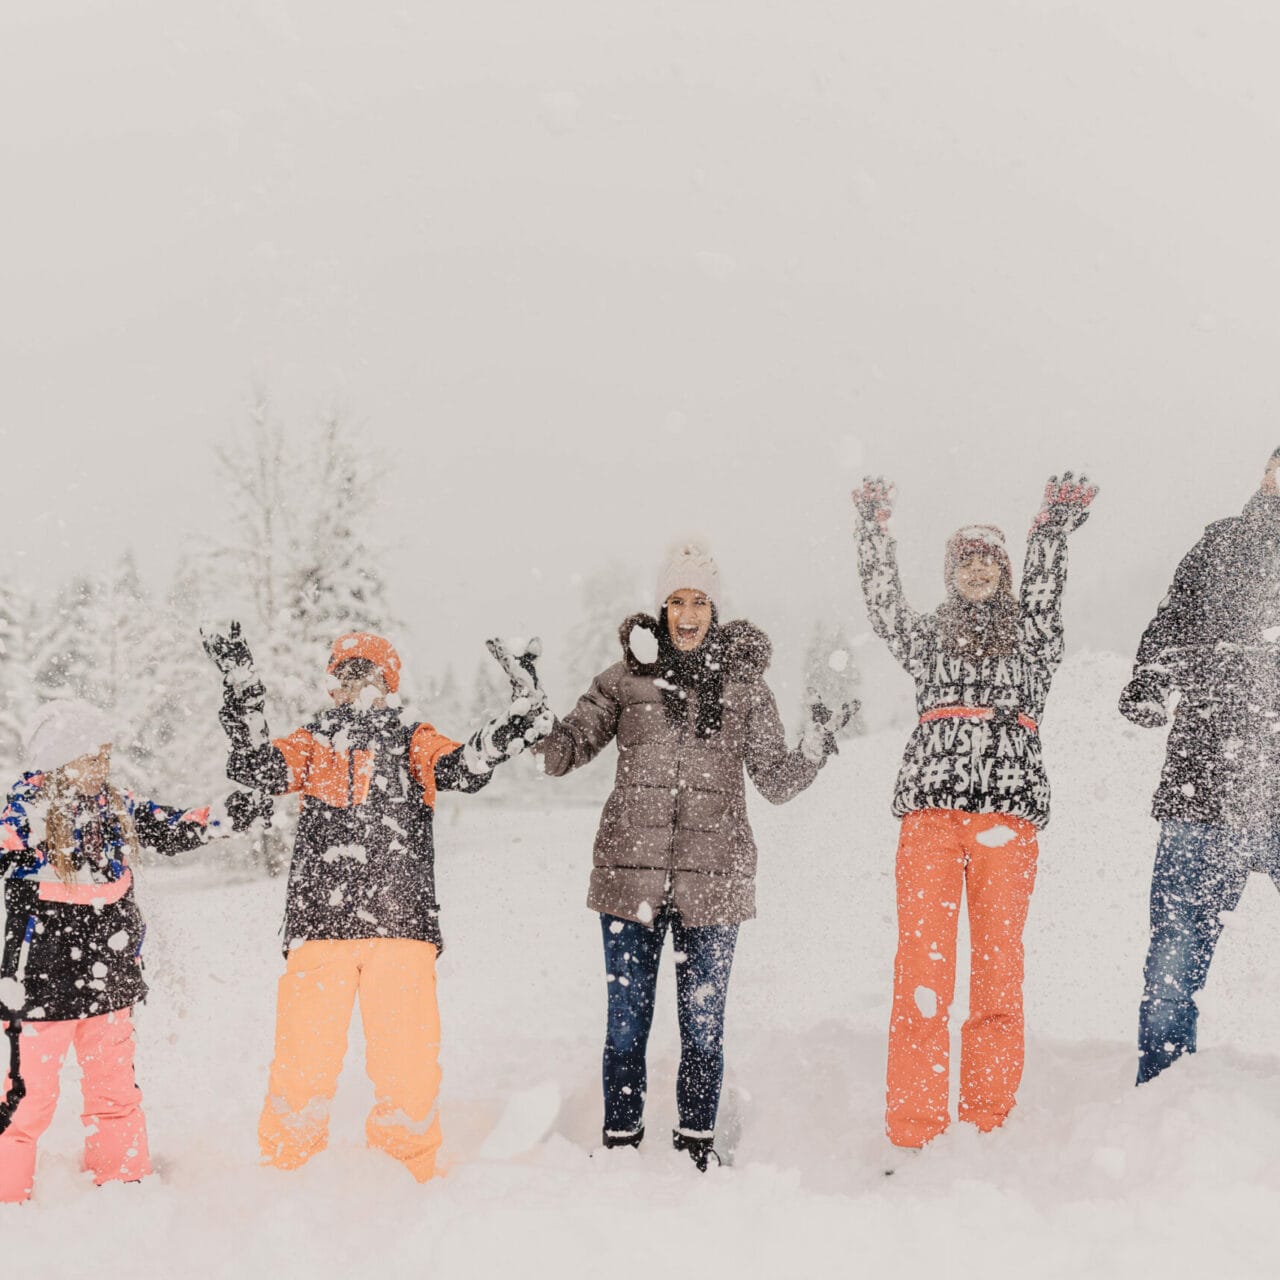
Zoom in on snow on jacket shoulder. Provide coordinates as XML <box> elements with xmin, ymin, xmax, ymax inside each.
<box><xmin>228</xmin><ymin>704</ymin><xmax>488</xmax><ymax>953</ymax></box>
<box><xmin>857</xmin><ymin>524</ymin><xmax>1070</xmax><ymax>828</ymax></box>
<box><xmin>1125</xmin><ymin>491</ymin><xmax>1280</xmax><ymax>824</ymax></box>
<box><xmin>0</xmin><ymin>775</ymin><xmax>213</xmax><ymax>1020</ymax></box>
<box><xmin>535</xmin><ymin>616</ymin><xmax>823</xmax><ymax>927</ymax></box>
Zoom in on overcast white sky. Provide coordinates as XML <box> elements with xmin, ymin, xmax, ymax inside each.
<box><xmin>4</xmin><ymin>1</ymin><xmax>1280</xmax><ymax>715</ymax></box>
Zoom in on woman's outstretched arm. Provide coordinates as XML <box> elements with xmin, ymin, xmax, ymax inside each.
<box><xmin>1019</xmin><ymin>470</ymin><xmax>1099</xmax><ymax>672</ymax></box>
<box><xmin>533</xmin><ymin>670</ymin><xmax>623</xmax><ymax>777</ymax></box>
<box><xmin>852</xmin><ymin>476</ymin><xmax>922</xmax><ymax>671</ymax></box>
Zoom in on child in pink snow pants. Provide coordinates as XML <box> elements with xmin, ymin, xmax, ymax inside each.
<box><xmin>0</xmin><ymin>1011</ymin><xmax>147</xmax><ymax>1201</ymax></box>
<box><xmin>0</xmin><ymin>701</ymin><xmax>224</xmax><ymax>1202</ymax></box>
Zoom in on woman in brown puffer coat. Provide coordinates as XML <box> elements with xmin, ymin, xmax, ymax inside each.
<box><xmin>534</xmin><ymin>544</ymin><xmax>853</xmax><ymax>1169</ymax></box>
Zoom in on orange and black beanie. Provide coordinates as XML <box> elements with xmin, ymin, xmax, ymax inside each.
<box><xmin>944</xmin><ymin>525</ymin><xmax>1013</xmax><ymax>598</ymax></box>
<box><xmin>327</xmin><ymin>633</ymin><xmax>402</xmax><ymax>693</ymax></box>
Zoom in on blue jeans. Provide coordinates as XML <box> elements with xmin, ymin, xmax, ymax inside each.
<box><xmin>600</xmin><ymin>909</ymin><xmax>738</xmax><ymax>1137</ymax></box>
<box><xmin>1137</xmin><ymin>820</ymin><xmax>1280</xmax><ymax>1083</ymax></box>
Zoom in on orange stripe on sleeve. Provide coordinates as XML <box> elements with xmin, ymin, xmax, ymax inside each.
<box><xmin>409</xmin><ymin>723</ymin><xmax>462</xmax><ymax>808</ymax></box>
<box><xmin>272</xmin><ymin>729</ymin><xmax>314</xmax><ymax>794</ymax></box>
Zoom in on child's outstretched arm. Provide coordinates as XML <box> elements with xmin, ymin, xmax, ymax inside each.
<box><xmin>443</xmin><ymin>637</ymin><xmax>555</xmax><ymax>788</ymax></box>
<box><xmin>131</xmin><ymin>798</ymin><xmax>229</xmax><ymax>855</ymax></box>
<box><xmin>1021</xmin><ymin>470</ymin><xmax>1099</xmax><ymax>672</ymax></box>
<box><xmin>852</xmin><ymin>476</ymin><xmax>923</xmax><ymax>671</ymax></box>
<box><xmin>202</xmin><ymin>622</ymin><xmax>288</xmax><ymax>822</ymax></box>
<box><xmin>0</xmin><ymin>779</ymin><xmax>41</xmax><ymax>877</ymax></box>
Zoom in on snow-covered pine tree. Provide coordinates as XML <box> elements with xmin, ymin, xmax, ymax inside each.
<box><xmin>129</xmin><ymin>558</ymin><xmax>225</xmax><ymax>808</ymax></box>
<box><xmin>285</xmin><ymin>412</ymin><xmax>397</xmax><ymax>696</ymax></box>
<box><xmin>210</xmin><ymin>395</ymin><xmax>313</xmax><ymax>726</ymax></box>
<box><xmin>206</xmin><ymin>397</ymin><xmax>308</xmax><ymax>872</ymax></box>
<box><xmin>33</xmin><ymin>574</ymin><xmax>111</xmax><ymax>707</ymax></box>
<box><xmin>207</xmin><ymin>397</ymin><xmax>404</xmax><ymax>869</ymax></box>
<box><xmin>100</xmin><ymin>551</ymin><xmax>159</xmax><ymax>786</ymax></box>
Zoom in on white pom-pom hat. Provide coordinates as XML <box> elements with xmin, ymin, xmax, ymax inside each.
<box><xmin>23</xmin><ymin>700</ymin><xmax>115</xmax><ymax>774</ymax></box>
<box><xmin>655</xmin><ymin>542</ymin><xmax>722</xmax><ymax>616</ymax></box>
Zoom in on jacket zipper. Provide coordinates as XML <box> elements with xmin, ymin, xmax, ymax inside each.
<box><xmin>16</xmin><ymin>916</ymin><xmax>35</xmax><ymax>983</ymax></box>
<box><xmin>665</xmin><ymin>703</ymin><xmax>691</xmax><ymax>904</ymax></box>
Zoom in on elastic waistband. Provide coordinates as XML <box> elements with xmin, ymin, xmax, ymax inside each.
<box><xmin>919</xmin><ymin>706</ymin><xmax>1038</xmax><ymax>734</ymax></box>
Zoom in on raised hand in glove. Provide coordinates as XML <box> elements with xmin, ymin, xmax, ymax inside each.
<box><xmin>1031</xmin><ymin>471</ymin><xmax>1099</xmax><ymax>535</ymax></box>
<box><xmin>224</xmin><ymin>789</ymin><xmax>273</xmax><ymax>832</ymax></box>
<box><xmin>201</xmin><ymin>620</ymin><xmax>255</xmax><ymax>679</ymax></box>
<box><xmin>799</xmin><ymin>693</ymin><xmax>859</xmax><ymax>764</ymax></box>
<box><xmin>851</xmin><ymin>476</ymin><xmax>896</xmax><ymax>532</ymax></box>
<box><xmin>1119</xmin><ymin>671</ymin><xmax>1168</xmax><ymax>729</ymax></box>
<box><xmin>462</xmin><ymin>637</ymin><xmax>555</xmax><ymax>774</ymax></box>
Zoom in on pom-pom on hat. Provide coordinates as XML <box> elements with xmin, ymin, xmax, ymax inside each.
<box><xmin>23</xmin><ymin>700</ymin><xmax>115</xmax><ymax>773</ymax></box>
<box><xmin>655</xmin><ymin>542</ymin><xmax>722</xmax><ymax>616</ymax></box>
<box><xmin>327</xmin><ymin>633</ymin><xmax>402</xmax><ymax>693</ymax></box>
<box><xmin>944</xmin><ymin>525</ymin><xmax>1013</xmax><ymax>597</ymax></box>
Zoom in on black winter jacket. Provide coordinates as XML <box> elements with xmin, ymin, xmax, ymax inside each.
<box><xmin>228</xmin><ymin>704</ymin><xmax>489</xmax><ymax>953</ymax></box>
<box><xmin>1121</xmin><ymin>491</ymin><xmax>1280</xmax><ymax>825</ymax></box>
<box><xmin>0</xmin><ymin>778</ymin><xmax>213</xmax><ymax>1021</ymax></box>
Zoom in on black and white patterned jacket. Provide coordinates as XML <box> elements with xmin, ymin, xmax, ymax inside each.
<box><xmin>857</xmin><ymin>525</ymin><xmax>1070</xmax><ymax>828</ymax></box>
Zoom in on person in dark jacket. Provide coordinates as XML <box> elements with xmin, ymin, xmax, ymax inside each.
<box><xmin>218</xmin><ymin>630</ymin><xmax>550</xmax><ymax>1182</ymax></box>
<box><xmin>1121</xmin><ymin>449</ymin><xmax>1280</xmax><ymax>1083</ymax></box>
<box><xmin>533</xmin><ymin>544</ymin><xmax>853</xmax><ymax>1170</ymax></box>
<box><xmin>854</xmin><ymin>472</ymin><xmax>1098</xmax><ymax>1149</ymax></box>
<box><xmin>0</xmin><ymin>700</ymin><xmax>225</xmax><ymax>1202</ymax></box>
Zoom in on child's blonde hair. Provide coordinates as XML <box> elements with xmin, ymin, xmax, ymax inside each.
<box><xmin>43</xmin><ymin>770</ymin><xmax>139</xmax><ymax>883</ymax></box>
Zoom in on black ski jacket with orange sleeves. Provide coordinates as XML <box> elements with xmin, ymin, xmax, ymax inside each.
<box><xmin>228</xmin><ymin>704</ymin><xmax>489</xmax><ymax>953</ymax></box>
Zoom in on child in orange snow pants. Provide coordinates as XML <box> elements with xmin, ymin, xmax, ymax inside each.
<box><xmin>886</xmin><ymin>809</ymin><xmax>1038</xmax><ymax>1149</ymax></box>
<box><xmin>259</xmin><ymin>939</ymin><xmax>443</xmax><ymax>1181</ymax></box>
<box><xmin>214</xmin><ymin>629</ymin><xmax>548</xmax><ymax>1181</ymax></box>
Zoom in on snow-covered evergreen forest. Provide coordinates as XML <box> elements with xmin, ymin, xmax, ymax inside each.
<box><xmin>1</xmin><ymin>405</ymin><xmax>866</xmax><ymax>843</ymax></box>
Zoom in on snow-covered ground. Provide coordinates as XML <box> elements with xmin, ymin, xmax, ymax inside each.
<box><xmin>13</xmin><ymin>651</ymin><xmax>1280</xmax><ymax>1279</ymax></box>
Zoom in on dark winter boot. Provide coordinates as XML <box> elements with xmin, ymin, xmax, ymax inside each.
<box><xmin>672</xmin><ymin>1129</ymin><xmax>721</xmax><ymax>1172</ymax></box>
<box><xmin>600</xmin><ymin>1126</ymin><xmax>644</xmax><ymax>1150</ymax></box>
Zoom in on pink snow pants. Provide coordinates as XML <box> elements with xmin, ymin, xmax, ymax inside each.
<box><xmin>0</xmin><ymin>1008</ymin><xmax>151</xmax><ymax>1202</ymax></box>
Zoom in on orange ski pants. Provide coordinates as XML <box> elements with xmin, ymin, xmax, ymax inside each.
<box><xmin>258</xmin><ymin>938</ymin><xmax>443</xmax><ymax>1181</ymax></box>
<box><xmin>886</xmin><ymin>808</ymin><xmax>1039</xmax><ymax>1149</ymax></box>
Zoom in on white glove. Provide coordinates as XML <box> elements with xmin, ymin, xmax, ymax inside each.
<box><xmin>799</xmin><ymin>694</ymin><xmax>858</xmax><ymax>765</ymax></box>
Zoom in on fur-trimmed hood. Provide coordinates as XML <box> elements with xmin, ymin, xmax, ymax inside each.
<box><xmin>618</xmin><ymin>613</ymin><xmax>772</xmax><ymax>681</ymax></box>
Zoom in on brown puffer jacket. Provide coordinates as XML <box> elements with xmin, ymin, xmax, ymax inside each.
<box><xmin>535</xmin><ymin>615</ymin><xmax>825</xmax><ymax>926</ymax></box>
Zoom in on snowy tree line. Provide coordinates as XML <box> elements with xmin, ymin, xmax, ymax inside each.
<box><xmin>0</xmin><ymin>403</ymin><xmax>863</xmax><ymax>869</ymax></box>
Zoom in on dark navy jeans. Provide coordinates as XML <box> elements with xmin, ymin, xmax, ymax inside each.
<box><xmin>1137</xmin><ymin>820</ymin><xmax>1280</xmax><ymax>1083</ymax></box>
<box><xmin>600</xmin><ymin>909</ymin><xmax>738</xmax><ymax>1138</ymax></box>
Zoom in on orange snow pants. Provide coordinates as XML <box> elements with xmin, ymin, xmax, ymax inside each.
<box><xmin>885</xmin><ymin>808</ymin><xmax>1039</xmax><ymax>1149</ymax></box>
<box><xmin>258</xmin><ymin>938</ymin><xmax>443</xmax><ymax>1181</ymax></box>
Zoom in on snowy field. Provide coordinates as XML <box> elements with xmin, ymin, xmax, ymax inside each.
<box><xmin>11</xmin><ymin>651</ymin><xmax>1280</xmax><ymax>1279</ymax></box>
